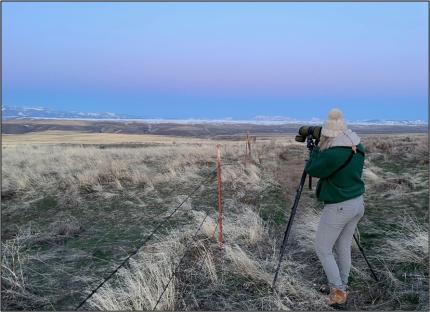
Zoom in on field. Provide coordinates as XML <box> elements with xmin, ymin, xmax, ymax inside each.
<box><xmin>2</xmin><ymin>119</ymin><xmax>428</xmax><ymax>137</ymax></box>
<box><xmin>1</xmin><ymin>130</ymin><xmax>428</xmax><ymax>311</ymax></box>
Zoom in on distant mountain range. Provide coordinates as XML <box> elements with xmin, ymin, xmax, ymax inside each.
<box><xmin>2</xmin><ymin>105</ymin><xmax>427</xmax><ymax>126</ymax></box>
<box><xmin>2</xmin><ymin>105</ymin><xmax>137</xmax><ymax>120</ymax></box>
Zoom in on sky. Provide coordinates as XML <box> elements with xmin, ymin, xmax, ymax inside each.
<box><xmin>2</xmin><ymin>2</ymin><xmax>428</xmax><ymax>121</ymax></box>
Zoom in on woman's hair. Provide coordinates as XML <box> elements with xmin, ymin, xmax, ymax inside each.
<box><xmin>319</xmin><ymin>135</ymin><xmax>334</xmax><ymax>151</ymax></box>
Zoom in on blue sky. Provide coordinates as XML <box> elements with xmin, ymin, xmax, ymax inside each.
<box><xmin>3</xmin><ymin>2</ymin><xmax>428</xmax><ymax>120</ymax></box>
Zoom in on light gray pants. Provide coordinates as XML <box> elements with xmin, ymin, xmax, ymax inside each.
<box><xmin>314</xmin><ymin>195</ymin><xmax>364</xmax><ymax>290</ymax></box>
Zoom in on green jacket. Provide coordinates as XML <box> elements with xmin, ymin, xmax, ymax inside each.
<box><xmin>305</xmin><ymin>143</ymin><xmax>365</xmax><ymax>204</ymax></box>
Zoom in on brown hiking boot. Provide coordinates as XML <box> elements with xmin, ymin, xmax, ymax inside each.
<box><xmin>326</xmin><ymin>287</ymin><xmax>347</xmax><ymax>306</ymax></box>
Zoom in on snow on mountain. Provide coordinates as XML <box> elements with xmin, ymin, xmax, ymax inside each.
<box><xmin>1</xmin><ymin>105</ymin><xmax>427</xmax><ymax>125</ymax></box>
<box><xmin>2</xmin><ymin>106</ymin><xmax>137</xmax><ymax>120</ymax></box>
<box><xmin>253</xmin><ymin>115</ymin><xmax>299</xmax><ymax>122</ymax></box>
<box><xmin>347</xmin><ymin>119</ymin><xmax>428</xmax><ymax>126</ymax></box>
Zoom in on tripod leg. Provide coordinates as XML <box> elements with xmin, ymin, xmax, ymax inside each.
<box><xmin>308</xmin><ymin>175</ymin><xmax>312</xmax><ymax>189</ymax></box>
<box><xmin>353</xmin><ymin>234</ymin><xmax>378</xmax><ymax>281</ymax></box>
<box><xmin>272</xmin><ymin>169</ymin><xmax>308</xmax><ymax>288</ymax></box>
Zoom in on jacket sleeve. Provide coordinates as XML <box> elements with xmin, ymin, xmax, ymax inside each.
<box><xmin>304</xmin><ymin>147</ymin><xmax>343</xmax><ymax>179</ymax></box>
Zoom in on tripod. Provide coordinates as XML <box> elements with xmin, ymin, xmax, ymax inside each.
<box><xmin>272</xmin><ymin>135</ymin><xmax>378</xmax><ymax>289</ymax></box>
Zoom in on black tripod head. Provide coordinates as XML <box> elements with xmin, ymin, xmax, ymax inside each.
<box><xmin>306</xmin><ymin>133</ymin><xmax>320</xmax><ymax>152</ymax></box>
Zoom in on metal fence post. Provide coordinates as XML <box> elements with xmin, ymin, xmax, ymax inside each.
<box><xmin>216</xmin><ymin>144</ymin><xmax>224</xmax><ymax>249</ymax></box>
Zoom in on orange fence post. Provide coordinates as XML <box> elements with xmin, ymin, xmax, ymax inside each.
<box><xmin>245</xmin><ymin>133</ymin><xmax>248</xmax><ymax>167</ymax></box>
<box><xmin>216</xmin><ymin>144</ymin><xmax>224</xmax><ymax>249</ymax></box>
<box><xmin>247</xmin><ymin>132</ymin><xmax>252</xmax><ymax>161</ymax></box>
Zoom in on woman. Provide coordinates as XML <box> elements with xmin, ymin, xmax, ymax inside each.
<box><xmin>305</xmin><ymin>108</ymin><xmax>365</xmax><ymax>306</ymax></box>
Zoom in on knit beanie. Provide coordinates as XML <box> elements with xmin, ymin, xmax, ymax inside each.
<box><xmin>321</xmin><ymin>108</ymin><xmax>347</xmax><ymax>137</ymax></box>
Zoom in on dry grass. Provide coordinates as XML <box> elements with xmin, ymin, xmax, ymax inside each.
<box><xmin>225</xmin><ymin>244</ymin><xmax>272</xmax><ymax>285</ymax></box>
<box><xmin>2</xmin><ymin>143</ymin><xmax>213</xmax><ymax>201</ymax></box>
<box><xmin>382</xmin><ymin>216</ymin><xmax>428</xmax><ymax>265</ymax></box>
<box><xmin>2</xmin><ymin>131</ymin><xmax>209</xmax><ymax>145</ymax></box>
<box><xmin>362</xmin><ymin>134</ymin><xmax>428</xmax><ymax>164</ymax></box>
<box><xmin>87</xmin><ymin>238</ymin><xmax>183</xmax><ymax>311</ymax></box>
<box><xmin>195</xmin><ymin>241</ymin><xmax>218</xmax><ymax>284</ymax></box>
<box><xmin>1</xmin><ymin>132</ymin><xmax>428</xmax><ymax>311</ymax></box>
<box><xmin>369</xmin><ymin>216</ymin><xmax>429</xmax><ymax>310</ymax></box>
<box><xmin>1</xmin><ymin>228</ymin><xmax>49</xmax><ymax>310</ymax></box>
<box><xmin>87</xmin><ymin>212</ymin><xmax>219</xmax><ymax>311</ymax></box>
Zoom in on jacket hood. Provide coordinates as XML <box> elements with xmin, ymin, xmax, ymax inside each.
<box><xmin>330</xmin><ymin>129</ymin><xmax>361</xmax><ymax>147</ymax></box>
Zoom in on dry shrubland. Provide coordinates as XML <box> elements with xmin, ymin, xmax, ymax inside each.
<box><xmin>1</xmin><ymin>133</ymin><xmax>428</xmax><ymax>311</ymax></box>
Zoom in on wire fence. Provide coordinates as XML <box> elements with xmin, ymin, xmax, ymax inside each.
<box><xmin>152</xmin><ymin>210</ymin><xmax>211</xmax><ymax>310</ymax></box>
<box><xmin>74</xmin><ymin>146</ymin><xmax>258</xmax><ymax>310</ymax></box>
<box><xmin>75</xmin><ymin>168</ymin><xmax>217</xmax><ymax>310</ymax></box>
